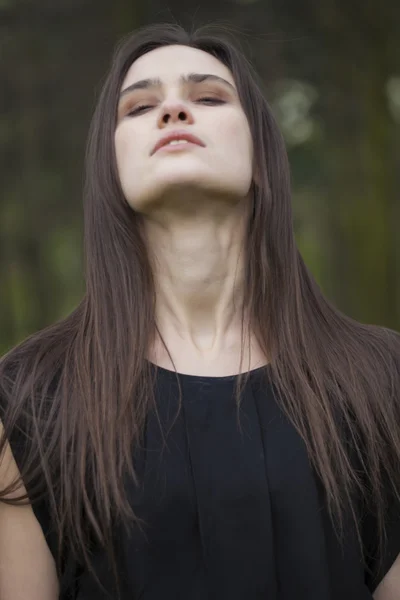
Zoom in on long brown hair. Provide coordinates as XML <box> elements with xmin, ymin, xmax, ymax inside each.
<box><xmin>1</xmin><ymin>22</ymin><xmax>400</xmax><ymax>597</ymax></box>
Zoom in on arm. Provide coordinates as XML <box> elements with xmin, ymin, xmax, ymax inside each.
<box><xmin>0</xmin><ymin>421</ymin><xmax>59</xmax><ymax>600</ymax></box>
<box><xmin>373</xmin><ymin>554</ymin><xmax>400</xmax><ymax>600</ymax></box>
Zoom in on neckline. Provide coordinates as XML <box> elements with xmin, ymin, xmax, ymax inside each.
<box><xmin>146</xmin><ymin>360</ymin><xmax>271</xmax><ymax>384</ymax></box>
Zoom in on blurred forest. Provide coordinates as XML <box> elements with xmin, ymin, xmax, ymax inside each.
<box><xmin>0</xmin><ymin>0</ymin><xmax>399</xmax><ymax>355</ymax></box>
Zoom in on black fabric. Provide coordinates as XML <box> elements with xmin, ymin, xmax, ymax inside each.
<box><xmin>4</xmin><ymin>362</ymin><xmax>400</xmax><ymax>599</ymax></box>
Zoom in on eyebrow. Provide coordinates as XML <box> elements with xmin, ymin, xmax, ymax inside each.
<box><xmin>119</xmin><ymin>72</ymin><xmax>236</xmax><ymax>99</ymax></box>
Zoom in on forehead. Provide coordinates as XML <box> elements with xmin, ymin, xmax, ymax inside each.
<box><xmin>121</xmin><ymin>44</ymin><xmax>235</xmax><ymax>89</ymax></box>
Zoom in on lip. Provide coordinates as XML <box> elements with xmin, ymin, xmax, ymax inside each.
<box><xmin>151</xmin><ymin>130</ymin><xmax>205</xmax><ymax>155</ymax></box>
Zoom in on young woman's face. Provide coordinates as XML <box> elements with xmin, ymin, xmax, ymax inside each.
<box><xmin>114</xmin><ymin>44</ymin><xmax>254</xmax><ymax>214</ymax></box>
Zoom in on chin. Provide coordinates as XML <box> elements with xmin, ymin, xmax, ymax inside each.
<box><xmin>126</xmin><ymin>172</ymin><xmax>251</xmax><ymax>214</ymax></box>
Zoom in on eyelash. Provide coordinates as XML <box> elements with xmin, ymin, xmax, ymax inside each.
<box><xmin>126</xmin><ymin>97</ymin><xmax>226</xmax><ymax>117</ymax></box>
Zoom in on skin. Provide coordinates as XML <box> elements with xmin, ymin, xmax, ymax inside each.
<box><xmin>0</xmin><ymin>421</ymin><xmax>59</xmax><ymax>599</ymax></box>
<box><xmin>115</xmin><ymin>44</ymin><xmax>266</xmax><ymax>374</ymax></box>
<box><xmin>374</xmin><ymin>556</ymin><xmax>400</xmax><ymax>599</ymax></box>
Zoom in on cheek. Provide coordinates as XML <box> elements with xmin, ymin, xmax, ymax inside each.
<box><xmin>114</xmin><ymin>130</ymin><xmax>131</xmax><ymax>172</ymax></box>
<box><xmin>114</xmin><ymin>130</ymin><xmax>144</xmax><ymax>193</ymax></box>
<box><xmin>223</xmin><ymin>116</ymin><xmax>253</xmax><ymax>169</ymax></box>
<box><xmin>114</xmin><ymin>130</ymin><xmax>142</xmax><ymax>201</ymax></box>
<box><xmin>222</xmin><ymin>113</ymin><xmax>251</xmax><ymax>150</ymax></box>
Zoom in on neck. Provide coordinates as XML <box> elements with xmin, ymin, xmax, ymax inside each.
<box><xmin>142</xmin><ymin>199</ymin><xmax>250</xmax><ymax>360</ymax></box>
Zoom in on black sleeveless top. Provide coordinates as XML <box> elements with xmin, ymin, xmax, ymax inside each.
<box><xmin>6</xmin><ymin>363</ymin><xmax>400</xmax><ymax>598</ymax></box>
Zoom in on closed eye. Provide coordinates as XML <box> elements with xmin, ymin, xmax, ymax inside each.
<box><xmin>126</xmin><ymin>105</ymin><xmax>153</xmax><ymax>117</ymax></box>
<box><xmin>196</xmin><ymin>97</ymin><xmax>226</xmax><ymax>105</ymax></box>
<box><xmin>126</xmin><ymin>97</ymin><xmax>226</xmax><ymax>117</ymax></box>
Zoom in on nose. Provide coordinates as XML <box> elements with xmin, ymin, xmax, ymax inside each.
<box><xmin>157</xmin><ymin>98</ymin><xmax>195</xmax><ymax>128</ymax></box>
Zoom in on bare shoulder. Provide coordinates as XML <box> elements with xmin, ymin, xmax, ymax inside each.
<box><xmin>373</xmin><ymin>554</ymin><xmax>400</xmax><ymax>599</ymax></box>
<box><xmin>0</xmin><ymin>420</ymin><xmax>59</xmax><ymax>600</ymax></box>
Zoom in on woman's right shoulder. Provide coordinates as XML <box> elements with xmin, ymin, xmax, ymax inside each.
<box><xmin>0</xmin><ymin>419</ymin><xmax>60</xmax><ymax>599</ymax></box>
<box><xmin>0</xmin><ymin>358</ymin><xmax>60</xmax><ymax>599</ymax></box>
<box><xmin>0</xmin><ymin>357</ymin><xmax>25</xmax><ymax>497</ymax></box>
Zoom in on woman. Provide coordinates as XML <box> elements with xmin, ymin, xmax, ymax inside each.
<box><xmin>0</xmin><ymin>22</ymin><xmax>399</xmax><ymax>600</ymax></box>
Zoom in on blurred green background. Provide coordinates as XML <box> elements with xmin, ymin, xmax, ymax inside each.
<box><xmin>1</xmin><ymin>1</ymin><xmax>399</xmax><ymax>354</ymax></box>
